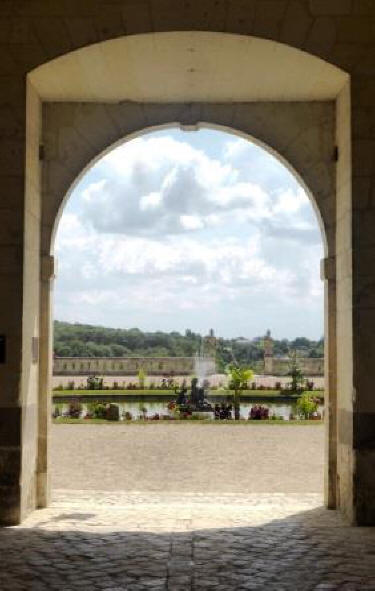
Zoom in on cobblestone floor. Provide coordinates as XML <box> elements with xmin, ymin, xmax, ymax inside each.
<box><xmin>2</xmin><ymin>426</ymin><xmax>374</xmax><ymax>590</ymax></box>
<box><xmin>2</xmin><ymin>490</ymin><xmax>375</xmax><ymax>591</ymax></box>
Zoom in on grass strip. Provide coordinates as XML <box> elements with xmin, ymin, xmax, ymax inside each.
<box><xmin>52</xmin><ymin>389</ymin><xmax>324</xmax><ymax>398</ymax></box>
<box><xmin>53</xmin><ymin>418</ymin><xmax>323</xmax><ymax>425</ymax></box>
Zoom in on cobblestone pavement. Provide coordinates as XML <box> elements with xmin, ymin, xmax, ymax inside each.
<box><xmin>52</xmin><ymin>423</ymin><xmax>324</xmax><ymax>493</ymax></box>
<box><xmin>2</xmin><ymin>490</ymin><xmax>375</xmax><ymax>591</ymax></box>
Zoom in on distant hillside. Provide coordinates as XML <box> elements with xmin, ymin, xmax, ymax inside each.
<box><xmin>54</xmin><ymin>321</ymin><xmax>324</xmax><ymax>372</ymax></box>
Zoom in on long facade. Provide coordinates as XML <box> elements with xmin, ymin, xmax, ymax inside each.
<box><xmin>53</xmin><ymin>356</ymin><xmax>215</xmax><ymax>376</ymax></box>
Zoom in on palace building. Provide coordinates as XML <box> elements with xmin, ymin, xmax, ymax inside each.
<box><xmin>53</xmin><ymin>331</ymin><xmax>217</xmax><ymax>376</ymax></box>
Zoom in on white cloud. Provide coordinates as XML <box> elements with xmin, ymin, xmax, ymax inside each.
<box><xmin>54</xmin><ymin>130</ymin><xmax>324</xmax><ymax>338</ymax></box>
<box><xmin>180</xmin><ymin>215</ymin><xmax>204</xmax><ymax>230</ymax></box>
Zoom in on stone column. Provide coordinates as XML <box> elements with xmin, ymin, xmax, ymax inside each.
<box><xmin>321</xmin><ymin>255</ymin><xmax>337</xmax><ymax>509</ymax></box>
<box><xmin>0</xmin><ymin>79</ymin><xmax>41</xmax><ymax>525</ymax></box>
<box><xmin>37</xmin><ymin>254</ymin><xmax>55</xmax><ymax>508</ymax></box>
<box><xmin>349</xmin><ymin>76</ymin><xmax>375</xmax><ymax>525</ymax></box>
<box><xmin>335</xmin><ymin>81</ymin><xmax>355</xmax><ymax>523</ymax></box>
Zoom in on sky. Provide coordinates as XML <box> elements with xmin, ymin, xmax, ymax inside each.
<box><xmin>54</xmin><ymin>127</ymin><xmax>324</xmax><ymax>340</ymax></box>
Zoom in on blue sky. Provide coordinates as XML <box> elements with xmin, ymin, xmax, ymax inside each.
<box><xmin>54</xmin><ymin>128</ymin><xmax>324</xmax><ymax>339</ymax></box>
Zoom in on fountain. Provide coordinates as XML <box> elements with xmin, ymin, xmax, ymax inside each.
<box><xmin>174</xmin><ymin>376</ymin><xmax>213</xmax><ymax>417</ymax></box>
<box><xmin>173</xmin><ymin>340</ymin><xmax>214</xmax><ymax>417</ymax></box>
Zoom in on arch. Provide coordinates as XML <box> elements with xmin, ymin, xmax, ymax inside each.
<box><xmin>24</xmin><ymin>30</ymin><xmax>349</xmax><ymax>527</ymax></box>
<box><xmin>50</xmin><ymin>121</ymin><xmax>329</xmax><ymax>256</ymax></box>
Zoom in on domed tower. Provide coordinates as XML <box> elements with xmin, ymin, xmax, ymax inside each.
<box><xmin>203</xmin><ymin>329</ymin><xmax>216</xmax><ymax>373</ymax></box>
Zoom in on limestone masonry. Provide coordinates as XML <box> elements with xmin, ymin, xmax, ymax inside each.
<box><xmin>53</xmin><ymin>355</ymin><xmax>214</xmax><ymax>376</ymax></box>
<box><xmin>1</xmin><ymin>0</ymin><xmax>375</xmax><ymax>527</ymax></box>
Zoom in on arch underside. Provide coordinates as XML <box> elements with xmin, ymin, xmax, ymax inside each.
<box><xmin>30</xmin><ymin>32</ymin><xmax>347</xmax><ymax>103</ymax></box>
<box><xmin>42</xmin><ymin>100</ymin><xmax>334</xmax><ymax>256</ymax></box>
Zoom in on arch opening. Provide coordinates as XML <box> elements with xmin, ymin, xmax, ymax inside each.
<box><xmin>50</xmin><ymin>122</ymin><xmax>328</xmax><ymax>257</ymax></box>
<box><xmin>23</xmin><ymin>29</ymin><xmax>348</xmax><ymax>525</ymax></box>
<box><xmin>50</xmin><ymin>128</ymin><xmax>326</xmax><ymax>500</ymax></box>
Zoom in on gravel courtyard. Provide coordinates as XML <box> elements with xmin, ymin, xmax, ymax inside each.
<box><xmin>52</xmin><ymin>423</ymin><xmax>324</xmax><ymax>493</ymax></box>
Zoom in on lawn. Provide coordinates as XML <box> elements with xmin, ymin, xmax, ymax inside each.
<box><xmin>53</xmin><ymin>417</ymin><xmax>323</xmax><ymax>425</ymax></box>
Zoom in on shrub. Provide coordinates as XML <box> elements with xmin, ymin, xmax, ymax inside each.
<box><xmin>275</xmin><ymin>381</ymin><xmax>281</xmax><ymax>390</ymax></box>
<box><xmin>106</xmin><ymin>404</ymin><xmax>120</xmax><ymax>421</ymax></box>
<box><xmin>123</xmin><ymin>411</ymin><xmax>133</xmax><ymax>421</ymax></box>
<box><xmin>52</xmin><ymin>405</ymin><xmax>61</xmax><ymax>418</ymax></box>
<box><xmin>139</xmin><ymin>405</ymin><xmax>147</xmax><ymax>415</ymax></box>
<box><xmin>67</xmin><ymin>381</ymin><xmax>75</xmax><ymax>390</ymax></box>
<box><xmin>53</xmin><ymin>384</ymin><xmax>64</xmax><ymax>391</ymax></box>
<box><xmin>249</xmin><ymin>405</ymin><xmax>269</xmax><ymax>420</ymax></box>
<box><xmin>296</xmin><ymin>393</ymin><xmax>318</xmax><ymax>419</ymax></box>
<box><xmin>87</xmin><ymin>376</ymin><xmax>103</xmax><ymax>390</ymax></box>
<box><xmin>89</xmin><ymin>401</ymin><xmax>107</xmax><ymax>419</ymax></box>
<box><xmin>67</xmin><ymin>400</ymin><xmax>82</xmax><ymax>418</ymax></box>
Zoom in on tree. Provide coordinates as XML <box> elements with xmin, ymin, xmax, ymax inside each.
<box><xmin>227</xmin><ymin>364</ymin><xmax>254</xmax><ymax>420</ymax></box>
<box><xmin>287</xmin><ymin>350</ymin><xmax>305</xmax><ymax>393</ymax></box>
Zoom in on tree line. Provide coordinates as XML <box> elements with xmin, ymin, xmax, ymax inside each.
<box><xmin>54</xmin><ymin>320</ymin><xmax>324</xmax><ymax>371</ymax></box>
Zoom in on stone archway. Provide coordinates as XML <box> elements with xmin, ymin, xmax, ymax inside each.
<box><xmin>3</xmin><ymin>30</ymin><xmax>356</xmax><ymax>525</ymax></box>
<box><xmin>40</xmin><ymin>102</ymin><xmax>337</xmax><ymax>506</ymax></box>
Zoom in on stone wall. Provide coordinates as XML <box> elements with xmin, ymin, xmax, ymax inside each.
<box><xmin>2</xmin><ymin>1</ymin><xmax>375</xmax><ymax>525</ymax></box>
<box><xmin>264</xmin><ymin>357</ymin><xmax>324</xmax><ymax>377</ymax></box>
<box><xmin>53</xmin><ymin>356</ymin><xmax>215</xmax><ymax>376</ymax></box>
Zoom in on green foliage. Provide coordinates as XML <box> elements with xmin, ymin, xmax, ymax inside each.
<box><xmin>226</xmin><ymin>364</ymin><xmax>254</xmax><ymax>390</ymax></box>
<box><xmin>86</xmin><ymin>375</ymin><xmax>103</xmax><ymax>390</ymax></box>
<box><xmin>286</xmin><ymin>350</ymin><xmax>305</xmax><ymax>393</ymax></box>
<box><xmin>138</xmin><ymin>368</ymin><xmax>146</xmax><ymax>389</ymax></box>
<box><xmin>296</xmin><ymin>394</ymin><xmax>319</xmax><ymax>419</ymax></box>
<box><xmin>53</xmin><ymin>320</ymin><xmax>324</xmax><ymax>368</ymax></box>
<box><xmin>88</xmin><ymin>401</ymin><xmax>107</xmax><ymax>419</ymax></box>
<box><xmin>226</xmin><ymin>364</ymin><xmax>254</xmax><ymax>420</ymax></box>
